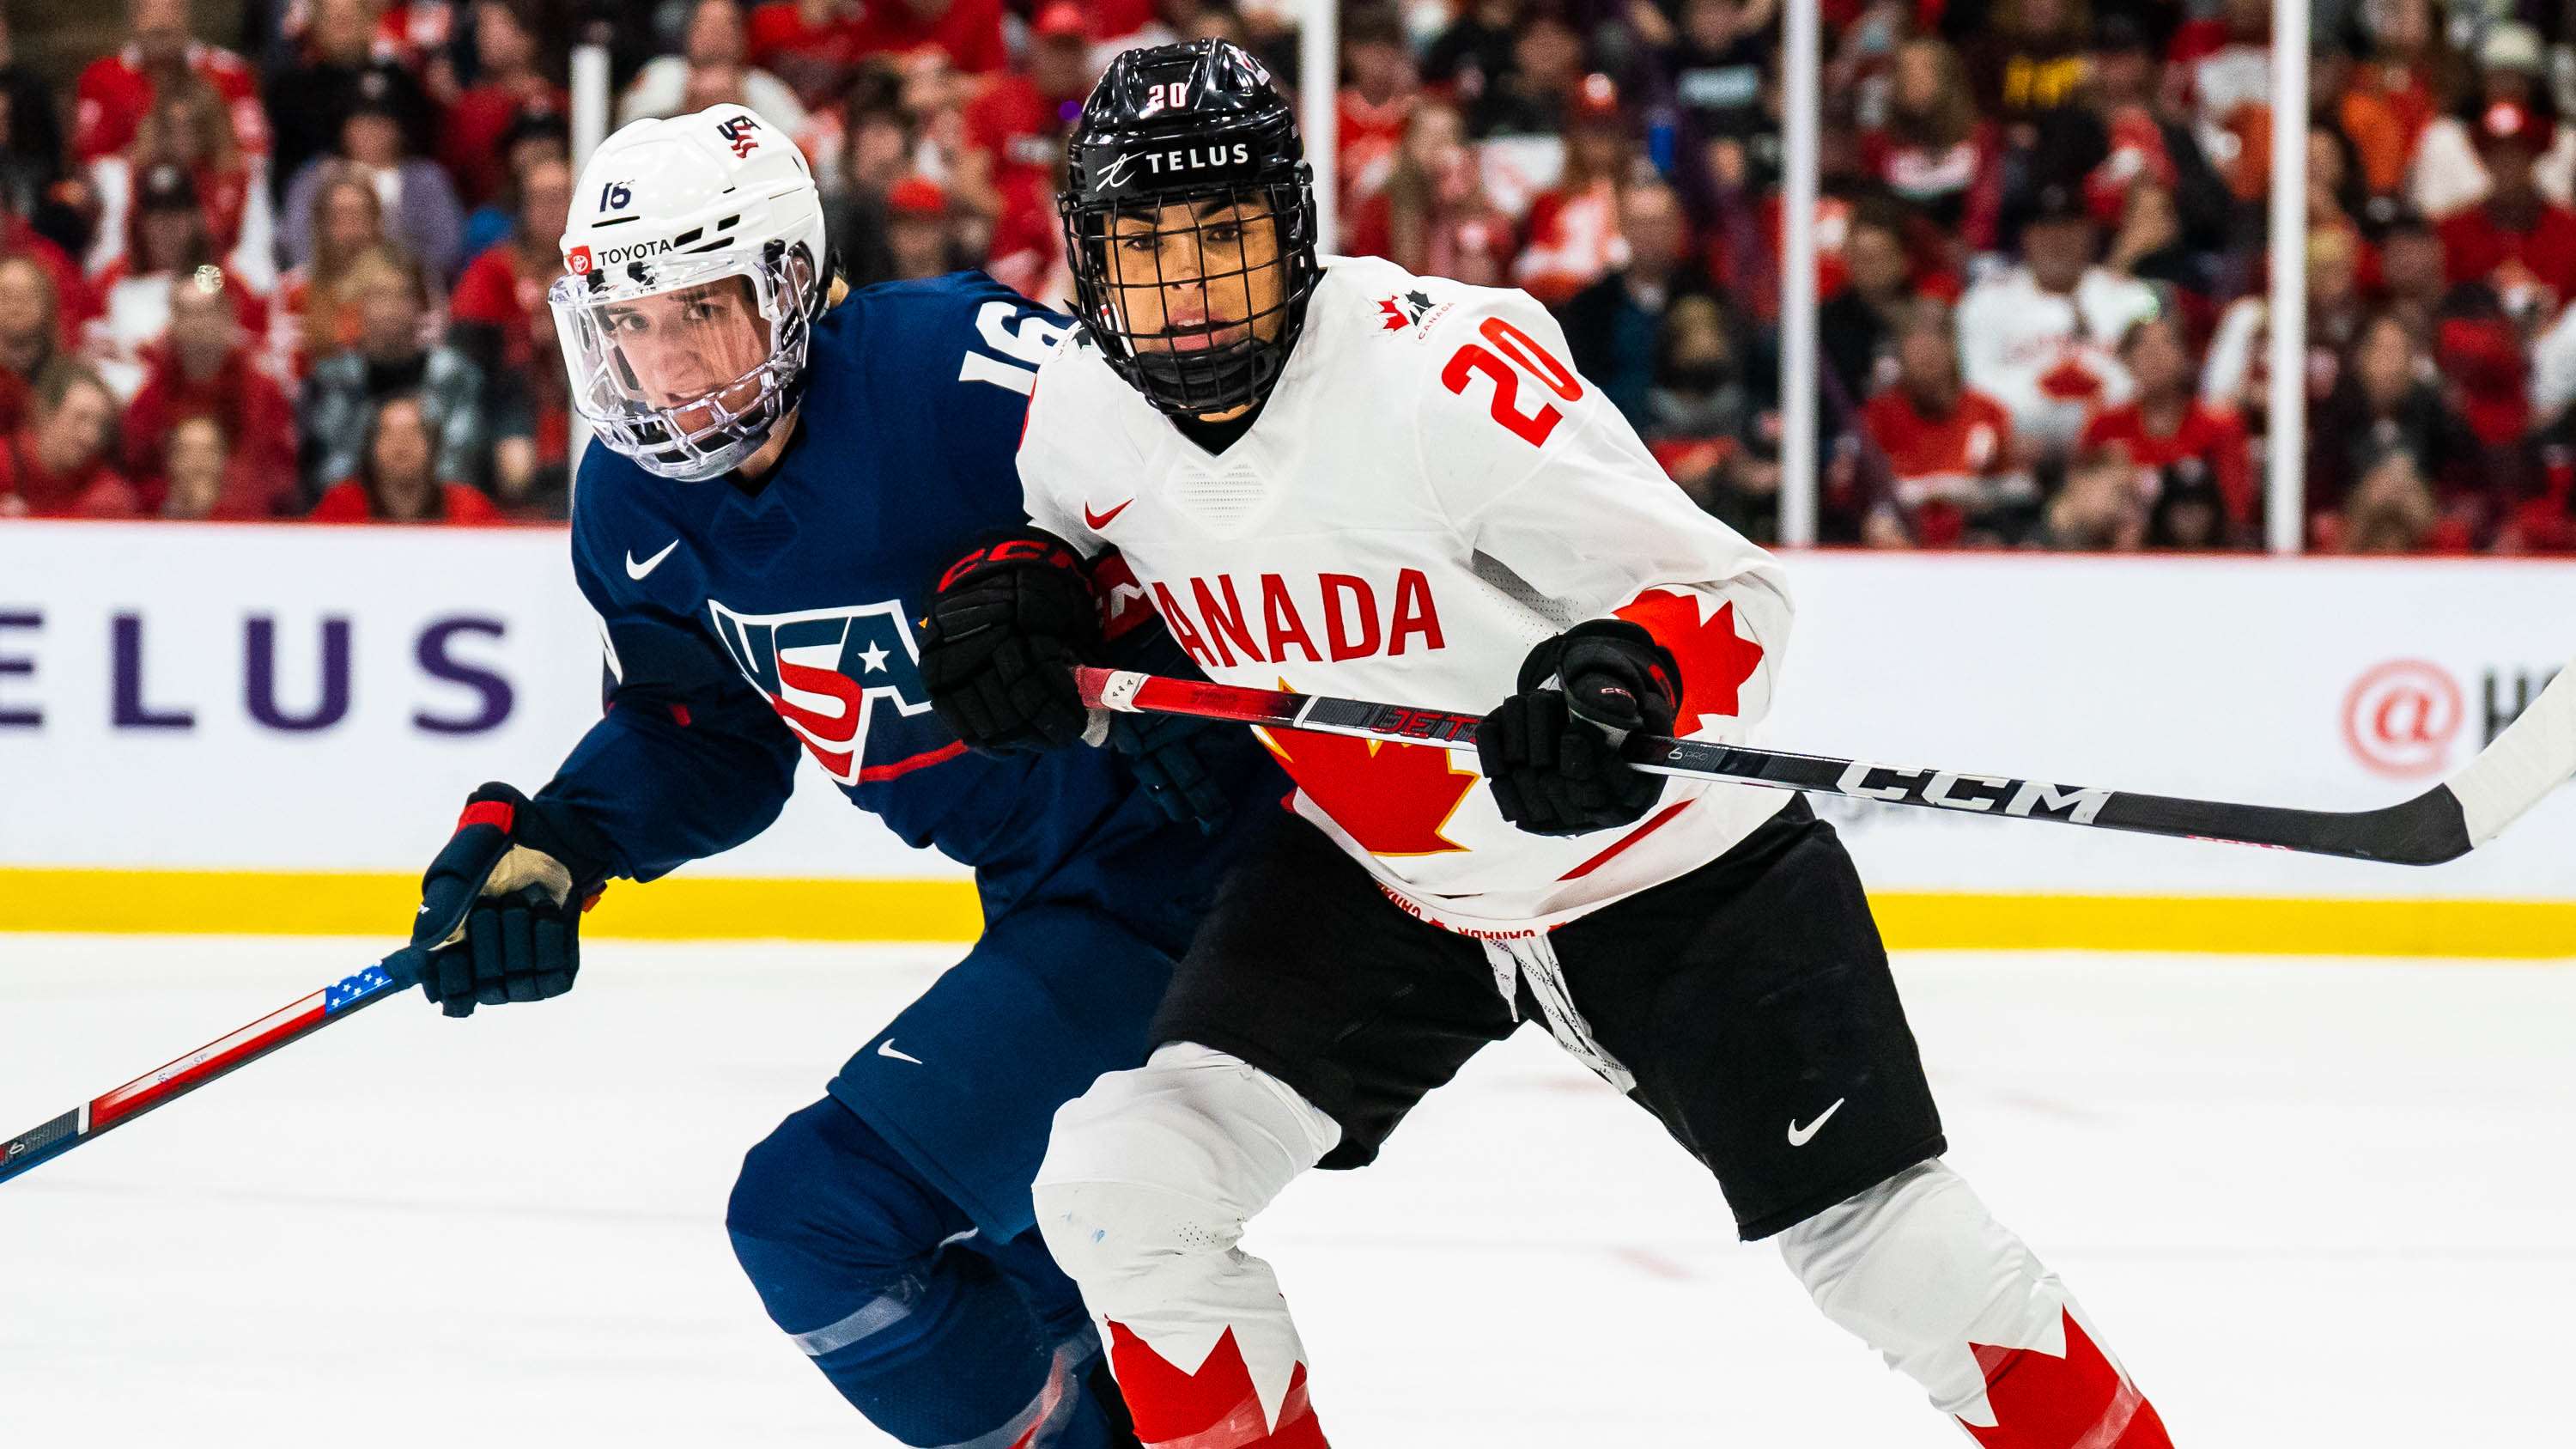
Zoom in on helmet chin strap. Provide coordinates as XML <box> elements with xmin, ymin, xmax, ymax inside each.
<box><xmin>1132</xmin><ymin>335</ymin><xmax>1267</xmax><ymax>417</ymax></box>
<box><xmin>1123</xmin><ymin>283</ymin><xmax>1312</xmax><ymax>419</ymax></box>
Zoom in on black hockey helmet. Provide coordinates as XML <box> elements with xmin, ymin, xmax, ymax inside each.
<box><xmin>1059</xmin><ymin>40</ymin><xmax>1321</xmax><ymax>417</ymax></box>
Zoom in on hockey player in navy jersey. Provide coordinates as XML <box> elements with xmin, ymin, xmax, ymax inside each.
<box><xmin>399</xmin><ymin>106</ymin><xmax>1276</xmax><ymax>1449</ymax></box>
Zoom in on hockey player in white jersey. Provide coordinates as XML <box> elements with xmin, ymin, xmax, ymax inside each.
<box><xmin>915</xmin><ymin>40</ymin><xmax>2173</xmax><ymax>1449</ymax></box>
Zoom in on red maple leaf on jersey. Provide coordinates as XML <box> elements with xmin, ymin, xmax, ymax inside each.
<box><xmin>1107</xmin><ymin>1321</ymin><xmax>1326</xmax><ymax>1448</ymax></box>
<box><xmin>1961</xmin><ymin>1309</ymin><xmax>2169</xmax><ymax>1449</ymax></box>
<box><xmin>1264</xmin><ymin>724</ymin><xmax>1479</xmax><ymax>855</ymax></box>
<box><xmin>1376</xmin><ymin>296</ymin><xmax>1410</xmax><ymax>331</ymax></box>
<box><xmin>1610</xmin><ymin>590</ymin><xmax>1765</xmax><ymax>736</ymax></box>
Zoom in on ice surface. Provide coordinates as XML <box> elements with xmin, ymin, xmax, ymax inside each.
<box><xmin>3</xmin><ymin>935</ymin><xmax>2569</xmax><ymax>1446</ymax></box>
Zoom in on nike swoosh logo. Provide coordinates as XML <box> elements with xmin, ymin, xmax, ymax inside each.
<box><xmin>625</xmin><ymin>539</ymin><xmax>680</xmax><ymax>580</ymax></box>
<box><xmin>876</xmin><ymin>1040</ymin><xmax>924</xmax><ymax>1065</ymax></box>
<box><xmin>1082</xmin><ymin>499</ymin><xmax>1134</xmax><ymax>530</ymax></box>
<box><xmin>1786</xmin><ymin>1098</ymin><xmax>1846</xmax><ymax>1148</ymax></box>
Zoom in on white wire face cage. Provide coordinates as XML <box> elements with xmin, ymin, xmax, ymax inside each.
<box><xmin>549</xmin><ymin>240</ymin><xmax>823</xmax><ymax>482</ymax></box>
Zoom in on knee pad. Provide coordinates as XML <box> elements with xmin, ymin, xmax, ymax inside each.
<box><xmin>727</xmin><ymin>1099</ymin><xmax>963</xmax><ymax>1333</ymax></box>
<box><xmin>1033</xmin><ymin>1043</ymin><xmax>1340</xmax><ymax>1317</ymax></box>
<box><xmin>1777</xmin><ymin>1159</ymin><xmax>2072</xmax><ymax>1419</ymax></box>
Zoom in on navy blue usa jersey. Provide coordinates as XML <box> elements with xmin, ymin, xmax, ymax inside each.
<box><xmin>533</xmin><ymin>271</ymin><xmax>1258</xmax><ymax>921</ymax></box>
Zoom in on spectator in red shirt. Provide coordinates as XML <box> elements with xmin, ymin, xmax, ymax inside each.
<box><xmin>439</xmin><ymin>0</ymin><xmax>566</xmax><ymax>210</ymax></box>
<box><xmin>155</xmin><ymin>413</ymin><xmax>276</xmax><ymax>520</ymax></box>
<box><xmin>270</xmin><ymin>167</ymin><xmax>390</xmax><ymax>380</ymax></box>
<box><xmin>2438</xmin><ymin>100</ymin><xmax>2576</xmax><ymax>318</ymax></box>
<box><xmin>0</xmin><ymin>253</ymin><xmax>64</xmax><ymax>435</ymax></box>
<box><xmin>2070</xmin><ymin>309</ymin><xmax>2253</xmax><ymax>540</ymax></box>
<box><xmin>122</xmin><ymin>269</ymin><xmax>295</xmax><ymax>507</ymax></box>
<box><xmin>1347</xmin><ymin>100</ymin><xmax>1519</xmax><ymax>289</ymax></box>
<box><xmin>83</xmin><ymin>164</ymin><xmax>243</xmax><ymax>402</ymax></box>
<box><xmin>1335</xmin><ymin>5</ymin><xmax>1419</xmax><ymax>239</ymax></box>
<box><xmin>1516</xmin><ymin>75</ymin><xmax>1637</xmax><ymax>308</ymax></box>
<box><xmin>0</xmin><ymin>363</ymin><xmax>139</xmax><ymax>519</ymax></box>
<box><xmin>94</xmin><ymin>74</ymin><xmax>270</xmax><ymax>290</ymax></box>
<box><xmin>309</xmin><ymin>393</ymin><xmax>500</xmax><ymax>522</ymax></box>
<box><xmin>848</xmin><ymin>0</ymin><xmax>1005</xmax><ymax>77</ymax></box>
<box><xmin>748</xmin><ymin>0</ymin><xmax>869</xmax><ymax>108</ymax></box>
<box><xmin>883</xmin><ymin>175</ymin><xmax>959</xmax><ymax>281</ymax></box>
<box><xmin>449</xmin><ymin>155</ymin><xmax>569</xmax><ymax>509</ymax></box>
<box><xmin>953</xmin><ymin>3</ymin><xmax>1093</xmax><ymax>282</ymax></box>
<box><xmin>1861</xmin><ymin>37</ymin><xmax>2002</xmax><ymax>253</ymax></box>
<box><xmin>1858</xmin><ymin>304</ymin><xmax>2031</xmax><ymax>546</ymax></box>
<box><xmin>73</xmin><ymin>0</ymin><xmax>268</xmax><ymax>169</ymax></box>
<box><xmin>3</xmin><ymin>190</ymin><xmax>97</xmax><ymax>334</ymax></box>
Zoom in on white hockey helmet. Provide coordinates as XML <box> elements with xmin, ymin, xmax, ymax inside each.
<box><xmin>549</xmin><ymin>106</ymin><xmax>831</xmax><ymax>481</ymax></box>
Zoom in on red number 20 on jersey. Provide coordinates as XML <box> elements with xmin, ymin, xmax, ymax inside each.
<box><xmin>1440</xmin><ymin>315</ymin><xmax>1583</xmax><ymax>447</ymax></box>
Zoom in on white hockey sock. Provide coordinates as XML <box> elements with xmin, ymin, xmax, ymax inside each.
<box><xmin>1777</xmin><ymin>1159</ymin><xmax>2161</xmax><ymax>1443</ymax></box>
<box><xmin>1033</xmin><ymin>1043</ymin><xmax>1342</xmax><ymax>1448</ymax></box>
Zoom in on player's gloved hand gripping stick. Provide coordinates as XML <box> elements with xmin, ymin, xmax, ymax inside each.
<box><xmin>1074</xmin><ymin>658</ymin><xmax>2576</xmax><ymax>865</ymax></box>
<box><xmin>0</xmin><ymin>792</ymin><xmax>591</xmax><ymax>1185</ymax></box>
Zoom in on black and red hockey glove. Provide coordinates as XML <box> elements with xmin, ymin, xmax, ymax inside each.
<box><xmin>919</xmin><ymin>528</ymin><xmax>1103</xmax><ymax>754</ymax></box>
<box><xmin>1478</xmin><ymin>619</ymin><xmax>1680</xmax><ymax>837</ymax></box>
<box><xmin>412</xmin><ymin>783</ymin><xmax>614</xmax><ymax>1018</ymax></box>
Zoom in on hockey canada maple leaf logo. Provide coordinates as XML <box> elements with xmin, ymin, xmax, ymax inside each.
<box><xmin>1261</xmin><ymin>714</ymin><xmax>1478</xmax><ymax>855</ymax></box>
<box><xmin>1376</xmin><ymin>289</ymin><xmax>1437</xmax><ymax>332</ymax></box>
<box><xmin>1611</xmin><ymin>590</ymin><xmax>1765</xmax><ymax>735</ymax></box>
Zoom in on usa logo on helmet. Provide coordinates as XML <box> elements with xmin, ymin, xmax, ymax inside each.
<box><xmin>715</xmin><ymin>113</ymin><xmax>762</xmax><ymax>159</ymax></box>
<box><xmin>708</xmin><ymin>599</ymin><xmax>933</xmax><ymax>784</ymax></box>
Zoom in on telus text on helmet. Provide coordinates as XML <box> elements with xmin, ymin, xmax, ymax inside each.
<box><xmin>1099</xmin><ymin>142</ymin><xmax>1253</xmax><ymax>189</ymax></box>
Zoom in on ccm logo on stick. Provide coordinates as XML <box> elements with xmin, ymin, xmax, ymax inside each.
<box><xmin>1835</xmin><ymin>762</ymin><xmax>2112</xmax><ymax>824</ymax></box>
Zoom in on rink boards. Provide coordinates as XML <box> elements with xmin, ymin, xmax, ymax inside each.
<box><xmin>3</xmin><ymin>522</ymin><xmax>2572</xmax><ymax>953</ymax></box>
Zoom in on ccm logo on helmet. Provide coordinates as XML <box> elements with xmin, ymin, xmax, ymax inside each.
<box><xmin>1098</xmin><ymin>141</ymin><xmax>1253</xmax><ymax>189</ymax></box>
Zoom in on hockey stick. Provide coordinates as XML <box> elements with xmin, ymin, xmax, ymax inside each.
<box><xmin>0</xmin><ymin>949</ymin><xmax>425</xmax><ymax>1185</ymax></box>
<box><xmin>1075</xmin><ymin>664</ymin><xmax>2576</xmax><ymax>866</ymax></box>
<box><xmin>0</xmin><ymin>843</ymin><xmax>508</xmax><ymax>1188</ymax></box>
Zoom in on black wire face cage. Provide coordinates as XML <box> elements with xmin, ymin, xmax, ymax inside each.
<box><xmin>1062</xmin><ymin>169</ymin><xmax>1321</xmax><ymax>418</ymax></box>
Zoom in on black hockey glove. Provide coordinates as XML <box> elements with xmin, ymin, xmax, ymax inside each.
<box><xmin>1478</xmin><ymin>619</ymin><xmax>1680</xmax><ymax>837</ymax></box>
<box><xmin>412</xmin><ymin>783</ymin><xmax>614</xmax><ymax>1019</ymax></box>
<box><xmin>919</xmin><ymin>529</ymin><xmax>1103</xmax><ymax>755</ymax></box>
<box><xmin>1107</xmin><ymin>710</ymin><xmax>1236</xmax><ymax>831</ymax></box>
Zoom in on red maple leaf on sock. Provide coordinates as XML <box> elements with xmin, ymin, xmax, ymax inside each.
<box><xmin>1107</xmin><ymin>1321</ymin><xmax>1327</xmax><ymax>1448</ymax></box>
<box><xmin>1961</xmin><ymin>1309</ymin><xmax>2171</xmax><ymax>1449</ymax></box>
<box><xmin>1263</xmin><ymin>725</ymin><xmax>1478</xmax><ymax>855</ymax></box>
<box><xmin>1609</xmin><ymin>590</ymin><xmax>1766</xmax><ymax>737</ymax></box>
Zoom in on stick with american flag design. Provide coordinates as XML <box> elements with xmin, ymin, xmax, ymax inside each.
<box><xmin>0</xmin><ymin>950</ymin><xmax>425</xmax><ymax>1184</ymax></box>
<box><xmin>0</xmin><ymin>826</ymin><xmax>509</xmax><ymax>1187</ymax></box>
<box><xmin>1074</xmin><ymin>661</ymin><xmax>2576</xmax><ymax>868</ymax></box>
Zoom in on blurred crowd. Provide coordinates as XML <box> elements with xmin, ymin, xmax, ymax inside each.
<box><xmin>1</xmin><ymin>0</ymin><xmax>2572</xmax><ymax>550</ymax></box>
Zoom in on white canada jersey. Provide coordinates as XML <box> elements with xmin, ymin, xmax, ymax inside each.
<box><xmin>1018</xmin><ymin>254</ymin><xmax>1795</xmax><ymax>934</ymax></box>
